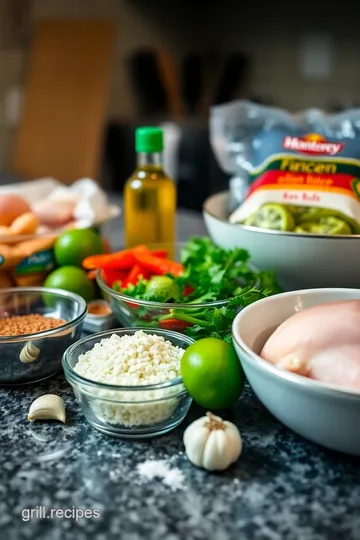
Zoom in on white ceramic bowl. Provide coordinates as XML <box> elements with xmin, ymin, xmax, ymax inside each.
<box><xmin>232</xmin><ymin>288</ymin><xmax>360</xmax><ymax>455</ymax></box>
<box><xmin>203</xmin><ymin>191</ymin><xmax>360</xmax><ymax>290</ymax></box>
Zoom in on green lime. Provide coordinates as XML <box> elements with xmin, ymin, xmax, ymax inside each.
<box><xmin>145</xmin><ymin>276</ymin><xmax>180</xmax><ymax>302</ymax></box>
<box><xmin>352</xmin><ymin>178</ymin><xmax>360</xmax><ymax>200</ymax></box>
<box><xmin>295</xmin><ymin>216</ymin><xmax>351</xmax><ymax>235</ymax></box>
<box><xmin>295</xmin><ymin>207</ymin><xmax>360</xmax><ymax>234</ymax></box>
<box><xmin>285</xmin><ymin>205</ymin><xmax>308</xmax><ymax>216</ymax></box>
<box><xmin>285</xmin><ymin>205</ymin><xmax>312</xmax><ymax>225</ymax></box>
<box><xmin>180</xmin><ymin>338</ymin><xmax>244</xmax><ymax>409</ymax></box>
<box><xmin>44</xmin><ymin>266</ymin><xmax>95</xmax><ymax>302</ymax></box>
<box><xmin>244</xmin><ymin>203</ymin><xmax>295</xmax><ymax>231</ymax></box>
<box><xmin>54</xmin><ymin>228</ymin><xmax>103</xmax><ymax>267</ymax></box>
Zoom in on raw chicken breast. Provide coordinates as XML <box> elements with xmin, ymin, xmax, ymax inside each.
<box><xmin>260</xmin><ymin>300</ymin><xmax>360</xmax><ymax>390</ymax></box>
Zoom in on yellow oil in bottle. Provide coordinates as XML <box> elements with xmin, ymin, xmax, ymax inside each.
<box><xmin>124</xmin><ymin>127</ymin><xmax>176</xmax><ymax>248</ymax></box>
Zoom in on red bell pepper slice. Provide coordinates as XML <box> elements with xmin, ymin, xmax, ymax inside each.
<box><xmin>159</xmin><ymin>319</ymin><xmax>193</xmax><ymax>331</ymax></box>
<box><xmin>183</xmin><ymin>285</ymin><xmax>194</xmax><ymax>296</ymax></box>
<box><xmin>87</xmin><ymin>269</ymin><xmax>98</xmax><ymax>280</ymax></box>
<box><xmin>121</xmin><ymin>264</ymin><xmax>150</xmax><ymax>288</ymax></box>
<box><xmin>133</xmin><ymin>252</ymin><xmax>184</xmax><ymax>277</ymax></box>
<box><xmin>101</xmin><ymin>268</ymin><xmax>128</xmax><ymax>287</ymax></box>
<box><xmin>150</xmin><ymin>249</ymin><xmax>168</xmax><ymax>258</ymax></box>
<box><xmin>82</xmin><ymin>245</ymin><xmax>149</xmax><ymax>270</ymax></box>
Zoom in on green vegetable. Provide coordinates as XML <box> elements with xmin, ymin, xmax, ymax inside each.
<box><xmin>144</xmin><ymin>275</ymin><xmax>181</xmax><ymax>302</ymax></box>
<box><xmin>162</xmin><ymin>286</ymin><xmax>274</xmax><ymax>342</ymax></box>
<box><xmin>119</xmin><ymin>237</ymin><xmax>281</xmax><ymax>341</ymax></box>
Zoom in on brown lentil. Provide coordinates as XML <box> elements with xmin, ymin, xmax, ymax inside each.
<box><xmin>0</xmin><ymin>314</ymin><xmax>66</xmax><ymax>336</ymax></box>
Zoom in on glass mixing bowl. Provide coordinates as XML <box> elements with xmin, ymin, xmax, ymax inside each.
<box><xmin>97</xmin><ymin>242</ymin><xmax>259</xmax><ymax>335</ymax></box>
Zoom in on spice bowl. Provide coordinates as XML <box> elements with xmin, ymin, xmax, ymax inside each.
<box><xmin>0</xmin><ymin>287</ymin><xmax>87</xmax><ymax>385</ymax></box>
<box><xmin>62</xmin><ymin>328</ymin><xmax>194</xmax><ymax>439</ymax></box>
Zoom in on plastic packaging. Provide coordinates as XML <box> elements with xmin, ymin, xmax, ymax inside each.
<box><xmin>210</xmin><ymin>101</ymin><xmax>360</xmax><ymax>233</ymax></box>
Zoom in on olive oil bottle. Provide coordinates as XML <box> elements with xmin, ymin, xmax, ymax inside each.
<box><xmin>124</xmin><ymin>127</ymin><xmax>176</xmax><ymax>248</ymax></box>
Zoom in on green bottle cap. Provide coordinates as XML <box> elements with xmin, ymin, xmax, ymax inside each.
<box><xmin>135</xmin><ymin>127</ymin><xmax>163</xmax><ymax>153</ymax></box>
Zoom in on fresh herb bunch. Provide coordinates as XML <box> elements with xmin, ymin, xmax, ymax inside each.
<box><xmin>117</xmin><ymin>237</ymin><xmax>281</xmax><ymax>342</ymax></box>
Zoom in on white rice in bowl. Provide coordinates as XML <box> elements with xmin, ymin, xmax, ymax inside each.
<box><xmin>74</xmin><ymin>331</ymin><xmax>186</xmax><ymax>427</ymax></box>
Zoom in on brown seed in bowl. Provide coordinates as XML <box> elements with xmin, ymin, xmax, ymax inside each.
<box><xmin>0</xmin><ymin>313</ymin><xmax>66</xmax><ymax>337</ymax></box>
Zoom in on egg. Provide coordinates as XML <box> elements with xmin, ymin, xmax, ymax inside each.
<box><xmin>0</xmin><ymin>194</ymin><xmax>31</xmax><ymax>226</ymax></box>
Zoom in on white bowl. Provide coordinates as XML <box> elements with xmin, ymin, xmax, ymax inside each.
<box><xmin>232</xmin><ymin>288</ymin><xmax>360</xmax><ymax>455</ymax></box>
<box><xmin>203</xmin><ymin>191</ymin><xmax>360</xmax><ymax>290</ymax></box>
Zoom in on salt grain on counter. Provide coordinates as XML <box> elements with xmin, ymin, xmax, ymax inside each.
<box><xmin>136</xmin><ymin>459</ymin><xmax>185</xmax><ymax>491</ymax></box>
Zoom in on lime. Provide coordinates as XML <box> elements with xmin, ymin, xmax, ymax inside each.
<box><xmin>54</xmin><ymin>228</ymin><xmax>103</xmax><ymax>267</ymax></box>
<box><xmin>352</xmin><ymin>178</ymin><xmax>360</xmax><ymax>200</ymax></box>
<box><xmin>296</xmin><ymin>207</ymin><xmax>360</xmax><ymax>234</ymax></box>
<box><xmin>295</xmin><ymin>216</ymin><xmax>351</xmax><ymax>235</ymax></box>
<box><xmin>180</xmin><ymin>338</ymin><xmax>244</xmax><ymax>409</ymax></box>
<box><xmin>285</xmin><ymin>205</ymin><xmax>311</xmax><ymax>225</ymax></box>
<box><xmin>145</xmin><ymin>276</ymin><xmax>180</xmax><ymax>302</ymax></box>
<box><xmin>44</xmin><ymin>266</ymin><xmax>95</xmax><ymax>302</ymax></box>
<box><xmin>286</xmin><ymin>205</ymin><xmax>308</xmax><ymax>216</ymax></box>
<box><xmin>244</xmin><ymin>203</ymin><xmax>295</xmax><ymax>231</ymax></box>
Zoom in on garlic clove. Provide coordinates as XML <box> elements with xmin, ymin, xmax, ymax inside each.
<box><xmin>20</xmin><ymin>342</ymin><xmax>40</xmax><ymax>364</ymax></box>
<box><xmin>28</xmin><ymin>394</ymin><xmax>66</xmax><ymax>423</ymax></box>
<box><xmin>202</xmin><ymin>429</ymin><xmax>228</xmax><ymax>471</ymax></box>
<box><xmin>184</xmin><ymin>426</ymin><xmax>209</xmax><ymax>468</ymax></box>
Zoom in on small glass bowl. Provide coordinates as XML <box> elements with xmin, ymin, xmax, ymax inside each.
<box><xmin>62</xmin><ymin>327</ymin><xmax>194</xmax><ymax>439</ymax></box>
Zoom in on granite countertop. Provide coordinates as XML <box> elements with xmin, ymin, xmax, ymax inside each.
<box><xmin>2</xmin><ymin>203</ymin><xmax>360</xmax><ymax>540</ymax></box>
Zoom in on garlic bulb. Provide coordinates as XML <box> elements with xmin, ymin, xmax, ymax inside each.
<box><xmin>183</xmin><ymin>412</ymin><xmax>242</xmax><ymax>471</ymax></box>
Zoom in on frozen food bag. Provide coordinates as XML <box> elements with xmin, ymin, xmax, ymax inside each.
<box><xmin>210</xmin><ymin>100</ymin><xmax>360</xmax><ymax>234</ymax></box>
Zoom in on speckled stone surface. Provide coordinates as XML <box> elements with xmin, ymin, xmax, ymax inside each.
<box><xmin>2</xmin><ymin>204</ymin><xmax>360</xmax><ymax>539</ymax></box>
<box><xmin>1</xmin><ymin>374</ymin><xmax>360</xmax><ymax>540</ymax></box>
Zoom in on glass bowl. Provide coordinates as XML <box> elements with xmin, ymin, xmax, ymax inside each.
<box><xmin>97</xmin><ymin>242</ymin><xmax>259</xmax><ymax>335</ymax></box>
<box><xmin>0</xmin><ymin>287</ymin><xmax>87</xmax><ymax>386</ymax></box>
<box><xmin>62</xmin><ymin>327</ymin><xmax>194</xmax><ymax>439</ymax></box>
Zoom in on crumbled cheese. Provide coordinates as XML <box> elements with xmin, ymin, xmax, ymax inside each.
<box><xmin>74</xmin><ymin>331</ymin><xmax>185</xmax><ymax>427</ymax></box>
<box><xmin>74</xmin><ymin>331</ymin><xmax>183</xmax><ymax>385</ymax></box>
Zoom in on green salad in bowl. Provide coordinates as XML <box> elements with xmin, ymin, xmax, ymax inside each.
<box><xmin>94</xmin><ymin>237</ymin><xmax>281</xmax><ymax>342</ymax></box>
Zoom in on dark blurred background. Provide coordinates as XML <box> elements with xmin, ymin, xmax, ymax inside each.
<box><xmin>1</xmin><ymin>0</ymin><xmax>359</xmax><ymax>210</ymax></box>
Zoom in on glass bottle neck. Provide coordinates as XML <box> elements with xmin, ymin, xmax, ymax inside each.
<box><xmin>137</xmin><ymin>152</ymin><xmax>163</xmax><ymax>168</ymax></box>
